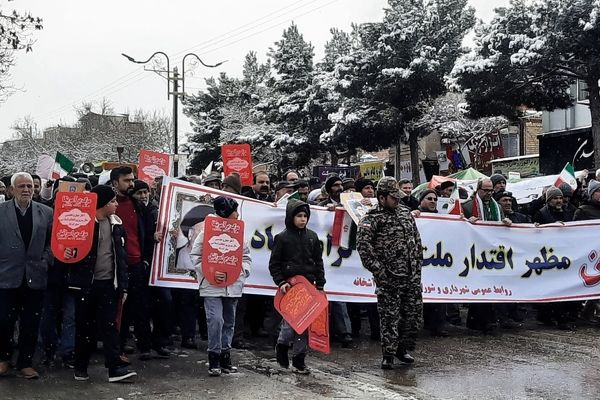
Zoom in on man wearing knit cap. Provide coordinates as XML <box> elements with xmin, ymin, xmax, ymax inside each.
<box><xmin>533</xmin><ymin>186</ymin><xmax>574</xmax><ymax>224</ymax></box>
<box><xmin>342</xmin><ymin>177</ymin><xmax>355</xmax><ymax>193</ymax></box>
<box><xmin>558</xmin><ymin>182</ymin><xmax>577</xmax><ymax>216</ymax></box>
<box><xmin>317</xmin><ymin>174</ymin><xmax>354</xmax><ymax>347</ymax></box>
<box><xmin>494</xmin><ymin>191</ymin><xmax>530</xmax><ymax>224</ymax></box>
<box><xmin>574</xmin><ymin>180</ymin><xmax>600</xmax><ymax>220</ymax></box>
<box><xmin>533</xmin><ymin>186</ymin><xmax>576</xmax><ymax>330</ymax></box>
<box><xmin>66</xmin><ymin>185</ymin><xmax>137</xmax><ymax>383</ymax></box>
<box><xmin>418</xmin><ymin>190</ymin><xmax>438</xmax><ymax>213</ymax></box>
<box><xmin>490</xmin><ymin>174</ymin><xmax>507</xmax><ymax>194</ymax></box>
<box><xmin>355</xmin><ymin>178</ymin><xmax>375</xmax><ymax>199</ymax></box>
<box><xmin>318</xmin><ymin>174</ymin><xmax>344</xmax><ymax>206</ymax></box>
<box><xmin>131</xmin><ymin>180</ymin><xmax>151</xmax><ymax>207</ymax></box>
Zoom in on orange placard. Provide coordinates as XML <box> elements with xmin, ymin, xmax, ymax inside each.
<box><xmin>201</xmin><ymin>215</ymin><xmax>245</xmax><ymax>288</ymax></box>
<box><xmin>221</xmin><ymin>144</ymin><xmax>253</xmax><ymax>186</ymax></box>
<box><xmin>274</xmin><ymin>275</ymin><xmax>329</xmax><ymax>334</ymax></box>
<box><xmin>139</xmin><ymin>149</ymin><xmax>171</xmax><ymax>184</ymax></box>
<box><xmin>308</xmin><ymin>292</ymin><xmax>330</xmax><ymax>354</ymax></box>
<box><xmin>51</xmin><ymin>192</ymin><xmax>97</xmax><ymax>264</ymax></box>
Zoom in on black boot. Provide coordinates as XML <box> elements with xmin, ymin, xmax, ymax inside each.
<box><xmin>219</xmin><ymin>351</ymin><xmax>238</xmax><ymax>373</ymax></box>
<box><xmin>207</xmin><ymin>352</ymin><xmax>221</xmax><ymax>377</ymax></box>
<box><xmin>395</xmin><ymin>347</ymin><xmax>415</xmax><ymax>364</ymax></box>
<box><xmin>275</xmin><ymin>344</ymin><xmax>290</xmax><ymax>369</ymax></box>
<box><xmin>381</xmin><ymin>354</ymin><xmax>394</xmax><ymax>370</ymax></box>
<box><xmin>291</xmin><ymin>353</ymin><xmax>310</xmax><ymax>375</ymax></box>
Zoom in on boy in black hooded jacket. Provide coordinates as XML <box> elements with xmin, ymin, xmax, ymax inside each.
<box><xmin>269</xmin><ymin>199</ymin><xmax>325</xmax><ymax>374</ymax></box>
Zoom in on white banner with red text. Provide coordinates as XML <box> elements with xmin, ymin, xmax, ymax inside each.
<box><xmin>150</xmin><ymin>177</ymin><xmax>600</xmax><ymax>303</ymax></box>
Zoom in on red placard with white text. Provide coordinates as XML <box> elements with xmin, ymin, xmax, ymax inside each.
<box><xmin>139</xmin><ymin>149</ymin><xmax>171</xmax><ymax>185</ymax></box>
<box><xmin>221</xmin><ymin>144</ymin><xmax>253</xmax><ymax>186</ymax></box>
<box><xmin>51</xmin><ymin>192</ymin><xmax>97</xmax><ymax>264</ymax></box>
<box><xmin>274</xmin><ymin>275</ymin><xmax>329</xmax><ymax>334</ymax></box>
<box><xmin>308</xmin><ymin>292</ymin><xmax>330</xmax><ymax>353</ymax></box>
<box><xmin>201</xmin><ymin>215</ymin><xmax>244</xmax><ymax>288</ymax></box>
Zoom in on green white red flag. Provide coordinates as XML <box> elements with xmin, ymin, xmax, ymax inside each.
<box><xmin>52</xmin><ymin>152</ymin><xmax>74</xmax><ymax>180</ymax></box>
<box><xmin>553</xmin><ymin>162</ymin><xmax>577</xmax><ymax>190</ymax></box>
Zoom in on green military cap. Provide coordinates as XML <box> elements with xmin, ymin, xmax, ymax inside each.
<box><xmin>376</xmin><ymin>176</ymin><xmax>405</xmax><ymax>199</ymax></box>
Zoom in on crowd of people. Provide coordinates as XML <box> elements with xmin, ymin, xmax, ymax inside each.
<box><xmin>0</xmin><ymin>164</ymin><xmax>599</xmax><ymax>381</ymax></box>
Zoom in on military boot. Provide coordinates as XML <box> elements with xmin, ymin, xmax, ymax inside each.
<box><xmin>381</xmin><ymin>353</ymin><xmax>394</xmax><ymax>370</ymax></box>
<box><xmin>395</xmin><ymin>347</ymin><xmax>415</xmax><ymax>364</ymax></box>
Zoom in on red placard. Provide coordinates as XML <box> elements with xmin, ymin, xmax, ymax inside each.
<box><xmin>221</xmin><ymin>144</ymin><xmax>253</xmax><ymax>186</ymax></box>
<box><xmin>201</xmin><ymin>215</ymin><xmax>245</xmax><ymax>288</ymax></box>
<box><xmin>139</xmin><ymin>149</ymin><xmax>171</xmax><ymax>185</ymax></box>
<box><xmin>308</xmin><ymin>292</ymin><xmax>330</xmax><ymax>354</ymax></box>
<box><xmin>274</xmin><ymin>275</ymin><xmax>329</xmax><ymax>335</ymax></box>
<box><xmin>51</xmin><ymin>192</ymin><xmax>97</xmax><ymax>264</ymax></box>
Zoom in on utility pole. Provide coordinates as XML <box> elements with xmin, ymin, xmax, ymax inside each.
<box><xmin>171</xmin><ymin>67</ymin><xmax>180</xmax><ymax>176</ymax></box>
<box><xmin>121</xmin><ymin>52</ymin><xmax>225</xmax><ymax>178</ymax></box>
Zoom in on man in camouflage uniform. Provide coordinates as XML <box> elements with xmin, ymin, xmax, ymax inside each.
<box><xmin>356</xmin><ymin>177</ymin><xmax>423</xmax><ymax>369</ymax></box>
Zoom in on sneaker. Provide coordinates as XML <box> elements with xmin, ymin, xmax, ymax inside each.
<box><xmin>207</xmin><ymin>352</ymin><xmax>221</xmax><ymax>377</ymax></box>
<box><xmin>74</xmin><ymin>370</ymin><xmax>89</xmax><ymax>381</ymax></box>
<box><xmin>219</xmin><ymin>351</ymin><xmax>238</xmax><ymax>374</ymax></box>
<box><xmin>108</xmin><ymin>367</ymin><xmax>137</xmax><ymax>383</ymax></box>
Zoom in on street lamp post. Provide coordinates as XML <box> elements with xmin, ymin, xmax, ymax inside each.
<box><xmin>121</xmin><ymin>51</ymin><xmax>225</xmax><ymax>176</ymax></box>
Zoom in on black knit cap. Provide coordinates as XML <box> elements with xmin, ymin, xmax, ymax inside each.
<box><xmin>419</xmin><ymin>189</ymin><xmax>438</xmax><ymax>203</ymax></box>
<box><xmin>92</xmin><ymin>184</ymin><xmax>116</xmax><ymax>209</ymax></box>
<box><xmin>325</xmin><ymin>174</ymin><xmax>343</xmax><ymax>193</ymax></box>
<box><xmin>355</xmin><ymin>178</ymin><xmax>375</xmax><ymax>193</ymax></box>
<box><xmin>132</xmin><ymin>179</ymin><xmax>150</xmax><ymax>194</ymax></box>
<box><xmin>214</xmin><ymin>196</ymin><xmax>239</xmax><ymax>218</ymax></box>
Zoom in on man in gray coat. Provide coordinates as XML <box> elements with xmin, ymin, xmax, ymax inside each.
<box><xmin>0</xmin><ymin>172</ymin><xmax>53</xmax><ymax>379</ymax></box>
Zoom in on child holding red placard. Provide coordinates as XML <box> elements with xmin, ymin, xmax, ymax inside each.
<box><xmin>190</xmin><ymin>197</ymin><xmax>251</xmax><ymax>377</ymax></box>
<box><xmin>269</xmin><ymin>199</ymin><xmax>325</xmax><ymax>374</ymax></box>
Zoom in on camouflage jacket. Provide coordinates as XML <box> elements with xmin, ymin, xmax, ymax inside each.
<box><xmin>356</xmin><ymin>204</ymin><xmax>423</xmax><ymax>283</ymax></box>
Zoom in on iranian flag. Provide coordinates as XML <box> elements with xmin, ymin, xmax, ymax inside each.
<box><xmin>51</xmin><ymin>152</ymin><xmax>74</xmax><ymax>180</ymax></box>
<box><xmin>554</xmin><ymin>162</ymin><xmax>577</xmax><ymax>190</ymax></box>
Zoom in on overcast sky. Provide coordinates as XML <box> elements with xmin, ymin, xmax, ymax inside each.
<box><xmin>0</xmin><ymin>0</ymin><xmax>508</xmax><ymax>144</ymax></box>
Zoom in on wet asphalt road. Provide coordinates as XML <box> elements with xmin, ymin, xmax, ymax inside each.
<box><xmin>1</xmin><ymin>318</ymin><xmax>599</xmax><ymax>400</ymax></box>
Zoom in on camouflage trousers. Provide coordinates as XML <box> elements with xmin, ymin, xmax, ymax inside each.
<box><xmin>377</xmin><ymin>279</ymin><xmax>423</xmax><ymax>355</ymax></box>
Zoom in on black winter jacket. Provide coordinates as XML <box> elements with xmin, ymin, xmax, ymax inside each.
<box><xmin>573</xmin><ymin>202</ymin><xmax>600</xmax><ymax>221</ymax></box>
<box><xmin>269</xmin><ymin>199</ymin><xmax>326</xmax><ymax>290</ymax></box>
<box><xmin>67</xmin><ymin>215</ymin><xmax>129</xmax><ymax>293</ymax></box>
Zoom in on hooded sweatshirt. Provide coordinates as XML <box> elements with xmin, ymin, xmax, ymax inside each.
<box><xmin>268</xmin><ymin>199</ymin><xmax>326</xmax><ymax>290</ymax></box>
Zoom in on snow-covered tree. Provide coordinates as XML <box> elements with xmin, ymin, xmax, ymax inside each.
<box><xmin>326</xmin><ymin>0</ymin><xmax>475</xmax><ymax>183</ymax></box>
<box><xmin>0</xmin><ymin>3</ymin><xmax>43</xmax><ymax>101</ymax></box>
<box><xmin>452</xmin><ymin>0</ymin><xmax>600</xmax><ymax>166</ymax></box>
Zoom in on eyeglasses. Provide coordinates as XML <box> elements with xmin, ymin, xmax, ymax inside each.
<box><xmin>481</xmin><ymin>188</ymin><xmax>493</xmax><ymax>193</ymax></box>
<box><xmin>425</xmin><ymin>197</ymin><xmax>437</xmax><ymax>201</ymax></box>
